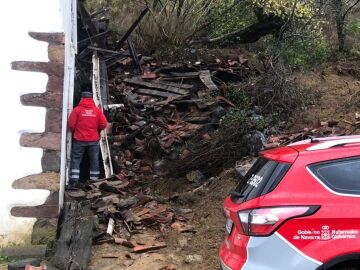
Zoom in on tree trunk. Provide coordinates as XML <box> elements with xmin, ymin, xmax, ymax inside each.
<box><xmin>333</xmin><ymin>0</ymin><xmax>346</xmax><ymax>51</ymax></box>
<box><xmin>337</xmin><ymin>20</ymin><xmax>345</xmax><ymax>51</ymax></box>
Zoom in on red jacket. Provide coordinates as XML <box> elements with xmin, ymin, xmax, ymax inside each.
<box><xmin>68</xmin><ymin>98</ymin><xmax>107</xmax><ymax>142</ymax></box>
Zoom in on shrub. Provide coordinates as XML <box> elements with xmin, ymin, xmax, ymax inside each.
<box><xmin>223</xmin><ymin>84</ymin><xmax>253</xmax><ymax>108</ymax></box>
<box><xmin>86</xmin><ymin>0</ymin><xmax>217</xmax><ymax>52</ymax></box>
<box><xmin>345</xmin><ymin>16</ymin><xmax>360</xmax><ymax>55</ymax></box>
<box><xmin>207</xmin><ymin>0</ymin><xmax>256</xmax><ymax>38</ymax></box>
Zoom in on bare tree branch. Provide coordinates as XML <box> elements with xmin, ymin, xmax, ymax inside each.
<box><xmin>342</xmin><ymin>0</ymin><xmax>360</xmax><ymax>19</ymax></box>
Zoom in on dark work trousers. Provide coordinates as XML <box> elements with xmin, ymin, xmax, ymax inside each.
<box><xmin>70</xmin><ymin>140</ymin><xmax>100</xmax><ymax>183</ymax></box>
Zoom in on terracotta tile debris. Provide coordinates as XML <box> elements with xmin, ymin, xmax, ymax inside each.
<box><xmin>101</xmin><ymin>254</ymin><xmax>119</xmax><ymax>259</ymax></box>
<box><xmin>132</xmin><ymin>242</ymin><xmax>167</xmax><ymax>253</ymax></box>
<box><xmin>24</xmin><ymin>265</ymin><xmax>46</xmax><ymax>270</ymax></box>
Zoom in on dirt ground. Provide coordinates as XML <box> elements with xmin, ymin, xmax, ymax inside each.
<box><xmin>90</xmin><ymin>59</ymin><xmax>360</xmax><ymax>270</ymax></box>
<box><xmin>291</xmin><ymin>59</ymin><xmax>360</xmax><ymax>131</ymax></box>
<box><xmin>89</xmin><ymin>168</ymin><xmax>241</xmax><ymax>270</ymax></box>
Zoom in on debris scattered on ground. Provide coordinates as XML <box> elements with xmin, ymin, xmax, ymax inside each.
<box><xmin>265</xmin><ymin>119</ymin><xmax>350</xmax><ymax>149</ymax></box>
<box><xmin>65</xmin><ymin>173</ymin><xmax>196</xmax><ymax>262</ymax></box>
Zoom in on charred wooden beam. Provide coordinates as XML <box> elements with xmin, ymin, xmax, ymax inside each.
<box><xmin>136</xmin><ymin>88</ymin><xmax>183</xmax><ymax>98</ymax></box>
<box><xmin>78</xmin><ymin>31</ymin><xmax>110</xmax><ymax>46</ymax></box>
<box><xmin>77</xmin><ymin>1</ymin><xmax>106</xmax><ymax>48</ymax></box>
<box><xmin>78</xmin><ymin>1</ymin><xmax>98</xmax><ymax>35</ymax></box>
<box><xmin>88</xmin><ymin>46</ymin><xmax>130</xmax><ymax>56</ymax></box>
<box><xmin>127</xmin><ymin>37</ymin><xmax>142</xmax><ymax>73</ymax></box>
<box><xmin>159</xmin><ymin>71</ymin><xmax>200</xmax><ymax>79</ymax></box>
<box><xmin>156</xmin><ymin>80</ymin><xmax>194</xmax><ymax>90</ymax></box>
<box><xmin>114</xmin><ymin>8</ymin><xmax>149</xmax><ymax>50</ymax></box>
<box><xmin>47</xmin><ymin>201</ymin><xmax>95</xmax><ymax>270</ymax></box>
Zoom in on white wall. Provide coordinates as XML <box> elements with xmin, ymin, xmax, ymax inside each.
<box><xmin>0</xmin><ymin>0</ymin><xmax>63</xmax><ymax>247</ymax></box>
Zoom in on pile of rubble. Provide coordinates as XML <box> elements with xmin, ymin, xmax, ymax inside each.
<box><xmin>106</xmin><ymin>57</ymin><xmax>257</xmax><ymax>178</ymax></box>
<box><xmin>72</xmin><ymin>1</ymin><xmax>261</xmax><ymax>263</ymax></box>
<box><xmin>74</xmin><ymin>1</ymin><xmax>260</xmax><ymax>179</ymax></box>
<box><xmin>66</xmin><ymin>174</ymin><xmax>196</xmax><ymax>255</ymax></box>
<box><xmin>265</xmin><ymin>119</ymin><xmax>349</xmax><ymax>148</ymax></box>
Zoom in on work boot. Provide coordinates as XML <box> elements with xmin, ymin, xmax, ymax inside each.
<box><xmin>66</xmin><ymin>181</ymin><xmax>78</xmax><ymax>190</ymax></box>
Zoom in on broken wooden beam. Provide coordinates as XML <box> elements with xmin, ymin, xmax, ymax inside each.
<box><xmin>47</xmin><ymin>201</ymin><xmax>95</xmax><ymax>270</ymax></box>
<box><xmin>88</xmin><ymin>46</ymin><xmax>130</xmax><ymax>56</ymax></box>
<box><xmin>127</xmin><ymin>37</ymin><xmax>142</xmax><ymax>73</ymax></box>
<box><xmin>155</xmin><ymin>80</ymin><xmax>194</xmax><ymax>90</ymax></box>
<box><xmin>124</xmin><ymin>78</ymin><xmax>190</xmax><ymax>95</ymax></box>
<box><xmin>136</xmin><ymin>88</ymin><xmax>183</xmax><ymax>98</ymax></box>
<box><xmin>78</xmin><ymin>1</ymin><xmax>99</xmax><ymax>37</ymax></box>
<box><xmin>159</xmin><ymin>71</ymin><xmax>200</xmax><ymax>80</ymax></box>
<box><xmin>114</xmin><ymin>8</ymin><xmax>149</xmax><ymax>50</ymax></box>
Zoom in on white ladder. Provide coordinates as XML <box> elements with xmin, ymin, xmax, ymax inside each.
<box><xmin>92</xmin><ymin>52</ymin><xmax>114</xmax><ymax>178</ymax></box>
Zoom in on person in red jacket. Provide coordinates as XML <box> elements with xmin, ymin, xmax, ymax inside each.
<box><xmin>68</xmin><ymin>91</ymin><xmax>107</xmax><ymax>185</ymax></box>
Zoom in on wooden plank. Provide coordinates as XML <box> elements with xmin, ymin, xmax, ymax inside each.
<box><xmin>124</xmin><ymin>78</ymin><xmax>189</xmax><ymax>95</ymax></box>
<box><xmin>200</xmin><ymin>70</ymin><xmax>218</xmax><ymax>92</ymax></box>
<box><xmin>114</xmin><ymin>8</ymin><xmax>149</xmax><ymax>50</ymax></box>
<box><xmin>128</xmin><ymin>37</ymin><xmax>141</xmax><ymax>72</ymax></box>
<box><xmin>88</xmin><ymin>46</ymin><xmax>130</xmax><ymax>56</ymax></box>
<box><xmin>77</xmin><ymin>1</ymin><xmax>99</xmax><ymax>36</ymax></box>
<box><xmin>159</xmin><ymin>71</ymin><xmax>199</xmax><ymax>79</ymax></box>
<box><xmin>155</xmin><ymin>80</ymin><xmax>194</xmax><ymax>90</ymax></box>
<box><xmin>136</xmin><ymin>88</ymin><xmax>183</xmax><ymax>98</ymax></box>
<box><xmin>47</xmin><ymin>202</ymin><xmax>95</xmax><ymax>270</ymax></box>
